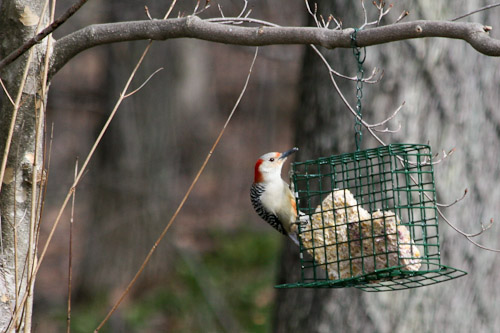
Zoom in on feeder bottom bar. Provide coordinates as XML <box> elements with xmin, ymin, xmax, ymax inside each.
<box><xmin>299</xmin><ymin>189</ymin><xmax>421</xmax><ymax>281</ymax></box>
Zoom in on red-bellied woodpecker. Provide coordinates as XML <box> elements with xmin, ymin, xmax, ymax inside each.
<box><xmin>250</xmin><ymin>147</ymin><xmax>301</xmax><ymax>245</ymax></box>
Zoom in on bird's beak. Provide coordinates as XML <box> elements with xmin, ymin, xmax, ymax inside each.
<box><xmin>279</xmin><ymin>147</ymin><xmax>299</xmax><ymax>160</ymax></box>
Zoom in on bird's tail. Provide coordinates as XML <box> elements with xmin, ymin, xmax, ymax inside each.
<box><xmin>288</xmin><ymin>233</ymin><xmax>300</xmax><ymax>247</ymax></box>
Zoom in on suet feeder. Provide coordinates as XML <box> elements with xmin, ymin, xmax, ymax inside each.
<box><xmin>276</xmin><ymin>144</ymin><xmax>466</xmax><ymax>291</ymax></box>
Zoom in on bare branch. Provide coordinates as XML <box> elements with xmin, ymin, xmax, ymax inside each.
<box><xmin>237</xmin><ymin>0</ymin><xmax>249</xmax><ymax>19</ymax></box>
<box><xmin>395</xmin><ymin>10</ymin><xmax>410</xmax><ymax>24</ymax></box>
<box><xmin>367</xmin><ymin>101</ymin><xmax>404</xmax><ymax>128</ymax></box>
<box><xmin>193</xmin><ymin>0</ymin><xmax>211</xmax><ymax>16</ymax></box>
<box><xmin>0</xmin><ymin>79</ymin><xmax>15</xmax><ymax>106</ymax></box>
<box><xmin>305</xmin><ymin>0</ymin><xmax>321</xmax><ymax>28</ymax></box>
<box><xmin>400</xmin><ymin>162</ymin><xmax>498</xmax><ymax>251</ymax></box>
<box><xmin>372</xmin><ymin>123</ymin><xmax>401</xmax><ymax>133</ymax></box>
<box><xmin>145</xmin><ymin>6</ymin><xmax>153</xmax><ymax>20</ymax></box>
<box><xmin>328</xmin><ymin>66</ymin><xmax>383</xmax><ymax>83</ymax></box>
<box><xmin>359</xmin><ymin>0</ymin><xmax>393</xmax><ymax>29</ymax></box>
<box><xmin>163</xmin><ymin>0</ymin><xmax>179</xmax><ymax>20</ymax></box>
<box><xmin>364</xmin><ymin>67</ymin><xmax>384</xmax><ymax>82</ymax></box>
<box><xmin>438</xmin><ymin>208</ymin><xmax>500</xmax><ymax>252</ymax></box>
<box><xmin>360</xmin><ymin>0</ymin><xmax>368</xmax><ymax>29</ymax></box>
<box><xmin>426</xmin><ymin>148</ymin><xmax>455</xmax><ymax>165</ymax></box>
<box><xmin>193</xmin><ymin>0</ymin><xmax>201</xmax><ymax>15</ymax></box>
<box><xmin>0</xmin><ymin>0</ymin><xmax>89</xmax><ymax>72</ymax></box>
<box><xmin>217</xmin><ymin>4</ymin><xmax>225</xmax><ymax>18</ymax></box>
<box><xmin>437</xmin><ymin>188</ymin><xmax>468</xmax><ymax>208</ymax></box>
<box><xmin>67</xmin><ymin>159</ymin><xmax>78</xmax><ymax>333</ymax></box>
<box><xmin>49</xmin><ymin>17</ymin><xmax>500</xmax><ymax>78</ymax></box>
<box><xmin>207</xmin><ymin>17</ymin><xmax>280</xmax><ymax>27</ymax></box>
<box><xmin>404</xmin><ymin>148</ymin><xmax>455</xmax><ymax>167</ymax></box>
<box><xmin>451</xmin><ymin>2</ymin><xmax>500</xmax><ymax>22</ymax></box>
<box><xmin>123</xmin><ymin>68</ymin><xmax>163</xmax><ymax>98</ymax></box>
<box><xmin>374</xmin><ymin>1</ymin><xmax>393</xmax><ymax>26</ymax></box>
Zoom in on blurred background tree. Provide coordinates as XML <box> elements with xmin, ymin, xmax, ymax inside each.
<box><xmin>275</xmin><ymin>0</ymin><xmax>500</xmax><ymax>332</ymax></box>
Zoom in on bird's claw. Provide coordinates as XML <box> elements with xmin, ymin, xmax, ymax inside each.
<box><xmin>294</xmin><ymin>215</ymin><xmax>310</xmax><ymax>226</ymax></box>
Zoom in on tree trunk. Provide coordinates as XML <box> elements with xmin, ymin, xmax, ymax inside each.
<box><xmin>0</xmin><ymin>0</ymin><xmax>48</xmax><ymax>330</ymax></box>
<box><xmin>275</xmin><ymin>1</ymin><xmax>500</xmax><ymax>332</ymax></box>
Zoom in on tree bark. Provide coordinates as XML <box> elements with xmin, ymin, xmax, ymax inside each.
<box><xmin>0</xmin><ymin>0</ymin><xmax>48</xmax><ymax>330</ymax></box>
<box><xmin>275</xmin><ymin>1</ymin><xmax>500</xmax><ymax>332</ymax></box>
<box><xmin>47</xmin><ymin>16</ymin><xmax>500</xmax><ymax>78</ymax></box>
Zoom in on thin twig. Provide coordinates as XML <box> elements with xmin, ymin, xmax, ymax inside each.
<box><xmin>367</xmin><ymin>101</ymin><xmax>404</xmax><ymax>128</ymax></box>
<box><xmin>360</xmin><ymin>0</ymin><xmax>368</xmax><ymax>29</ymax></box>
<box><xmin>193</xmin><ymin>0</ymin><xmax>201</xmax><ymax>15</ymax></box>
<box><xmin>305</xmin><ymin>0</ymin><xmax>321</xmax><ymax>28</ymax></box>
<box><xmin>145</xmin><ymin>6</ymin><xmax>153</xmax><ymax>20</ymax></box>
<box><xmin>244</xmin><ymin>9</ymin><xmax>252</xmax><ymax>19</ymax></box>
<box><xmin>360</xmin><ymin>1</ymin><xmax>392</xmax><ymax>29</ymax></box>
<box><xmin>372</xmin><ymin>123</ymin><xmax>401</xmax><ymax>133</ymax></box>
<box><xmin>330</xmin><ymin>66</ymin><xmax>384</xmax><ymax>84</ymax></box>
<box><xmin>304</xmin><ymin>0</ymin><xmax>342</xmax><ymax>30</ymax></box>
<box><xmin>0</xmin><ymin>78</ymin><xmax>15</xmax><ymax>106</ymax></box>
<box><xmin>374</xmin><ymin>0</ymin><xmax>393</xmax><ymax>26</ymax></box>
<box><xmin>163</xmin><ymin>0</ymin><xmax>178</xmax><ymax>20</ymax></box>
<box><xmin>423</xmin><ymin>148</ymin><xmax>455</xmax><ymax>166</ymax></box>
<box><xmin>123</xmin><ymin>68</ymin><xmax>163</xmax><ymax>98</ymax></box>
<box><xmin>35</xmin><ymin>123</ymin><xmax>54</xmax><ymax>261</ymax></box>
<box><xmin>67</xmin><ymin>158</ymin><xmax>78</xmax><ymax>333</ymax></box>
<box><xmin>237</xmin><ymin>0</ymin><xmax>248</xmax><ymax>19</ymax></box>
<box><xmin>437</xmin><ymin>208</ymin><xmax>499</xmax><ymax>251</ymax></box>
<box><xmin>401</xmin><ymin>162</ymin><xmax>499</xmax><ymax>251</ymax></box>
<box><xmin>451</xmin><ymin>2</ymin><xmax>500</xmax><ymax>21</ymax></box>
<box><xmin>192</xmin><ymin>0</ymin><xmax>211</xmax><ymax>15</ymax></box>
<box><xmin>95</xmin><ymin>46</ymin><xmax>259</xmax><ymax>333</ymax></box>
<box><xmin>437</xmin><ymin>188</ymin><xmax>468</xmax><ymax>208</ymax></box>
<box><xmin>217</xmin><ymin>4</ymin><xmax>225</xmax><ymax>18</ymax></box>
<box><xmin>0</xmin><ymin>0</ymin><xmax>89</xmax><ymax>72</ymax></box>
<box><xmin>206</xmin><ymin>17</ymin><xmax>280</xmax><ymax>27</ymax></box>
<box><xmin>395</xmin><ymin>10</ymin><xmax>409</xmax><ymax>24</ymax></box>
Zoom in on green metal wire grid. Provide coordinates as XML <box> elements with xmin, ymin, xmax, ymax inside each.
<box><xmin>276</xmin><ymin>143</ymin><xmax>466</xmax><ymax>291</ymax></box>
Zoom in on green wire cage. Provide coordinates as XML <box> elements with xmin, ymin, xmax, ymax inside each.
<box><xmin>276</xmin><ymin>143</ymin><xmax>466</xmax><ymax>291</ymax></box>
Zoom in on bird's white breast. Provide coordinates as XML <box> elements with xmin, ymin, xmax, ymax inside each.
<box><xmin>260</xmin><ymin>179</ymin><xmax>295</xmax><ymax>232</ymax></box>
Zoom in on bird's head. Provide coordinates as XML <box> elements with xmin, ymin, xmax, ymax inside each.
<box><xmin>254</xmin><ymin>147</ymin><xmax>298</xmax><ymax>183</ymax></box>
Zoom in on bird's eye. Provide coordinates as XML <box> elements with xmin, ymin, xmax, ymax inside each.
<box><xmin>269</xmin><ymin>158</ymin><xmax>275</xmax><ymax>162</ymax></box>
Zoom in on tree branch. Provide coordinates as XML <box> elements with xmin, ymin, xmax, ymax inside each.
<box><xmin>0</xmin><ymin>0</ymin><xmax>89</xmax><ymax>72</ymax></box>
<box><xmin>50</xmin><ymin>16</ymin><xmax>500</xmax><ymax>78</ymax></box>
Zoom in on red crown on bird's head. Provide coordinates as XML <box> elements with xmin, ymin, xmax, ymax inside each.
<box><xmin>253</xmin><ymin>148</ymin><xmax>298</xmax><ymax>183</ymax></box>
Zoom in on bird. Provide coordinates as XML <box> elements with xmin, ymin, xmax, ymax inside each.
<box><xmin>250</xmin><ymin>147</ymin><xmax>303</xmax><ymax>245</ymax></box>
